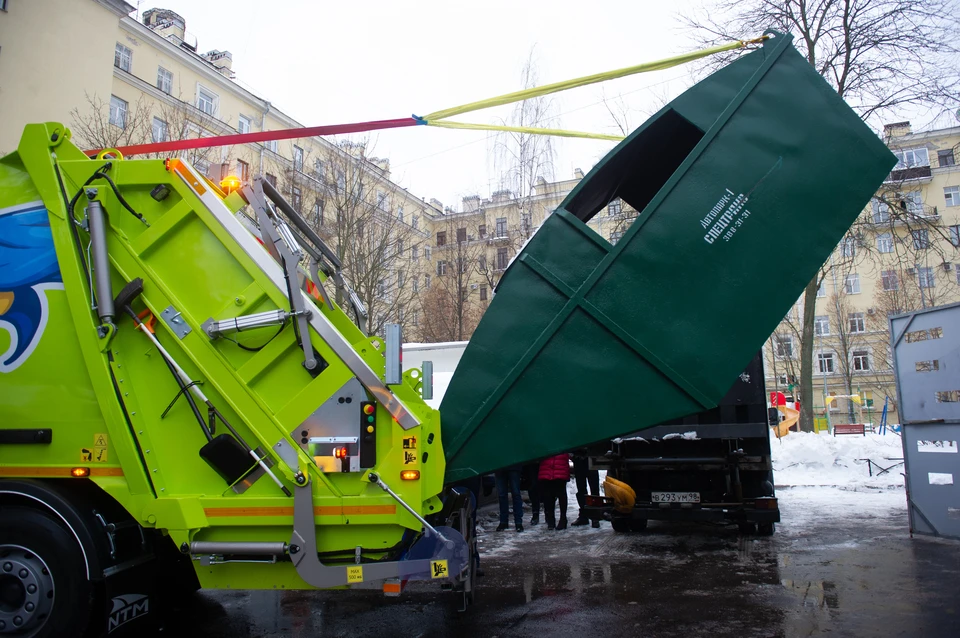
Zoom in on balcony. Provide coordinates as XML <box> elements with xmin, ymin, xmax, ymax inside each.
<box><xmin>885</xmin><ymin>165</ymin><xmax>932</xmax><ymax>184</ymax></box>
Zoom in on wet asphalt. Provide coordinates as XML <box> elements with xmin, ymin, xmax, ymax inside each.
<box><xmin>163</xmin><ymin>486</ymin><xmax>959</xmax><ymax>638</ymax></box>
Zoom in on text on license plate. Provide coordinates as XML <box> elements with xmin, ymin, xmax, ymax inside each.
<box><xmin>651</xmin><ymin>491</ymin><xmax>700</xmax><ymax>503</ymax></box>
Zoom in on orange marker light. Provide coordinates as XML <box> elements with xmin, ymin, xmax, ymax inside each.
<box><xmin>400</xmin><ymin>470</ymin><xmax>420</xmax><ymax>481</ymax></box>
<box><xmin>71</xmin><ymin>467</ymin><xmax>90</xmax><ymax>478</ymax></box>
<box><xmin>334</xmin><ymin>447</ymin><xmax>348</xmax><ymax>459</ymax></box>
<box><xmin>219</xmin><ymin>175</ymin><xmax>242</xmax><ymax>194</ymax></box>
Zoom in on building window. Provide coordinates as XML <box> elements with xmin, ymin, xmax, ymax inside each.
<box><xmin>265</xmin><ymin>173</ymin><xmax>277</xmax><ymax>187</ymax></box>
<box><xmin>293</xmin><ymin>145</ymin><xmax>304</xmax><ymax>172</ymax></box>
<box><xmin>151</xmin><ymin>117</ymin><xmax>167</xmax><ymax>142</ymax></box>
<box><xmin>876</xmin><ymin>233</ymin><xmax>893</xmax><ymax>253</ymax></box>
<box><xmin>848</xmin><ymin>312</ymin><xmax>865</xmax><ymax>333</ymax></box>
<box><xmin>818</xmin><ymin>352</ymin><xmax>835</xmax><ymax>374</ymax></box>
<box><xmin>817</xmin><ymin>281</ymin><xmax>826</xmax><ymax>297</ymax></box>
<box><xmin>0</xmin><ymin>1</ymin><xmax>7</xmax><ymax>10</ymax></box>
<box><xmin>840</xmin><ymin>236</ymin><xmax>856</xmax><ymax>258</ymax></box>
<box><xmin>238</xmin><ymin>115</ymin><xmax>251</xmax><ymax>134</ymax></box>
<box><xmin>412</xmin><ymin>311</ymin><xmax>419</xmax><ymax>326</ymax></box>
<box><xmin>881</xmin><ymin>269</ymin><xmax>898</xmax><ymax>291</ymax></box>
<box><xmin>312</xmin><ymin>158</ymin><xmax>325</xmax><ymax>180</ymax></box>
<box><xmin>396</xmin><ymin>205</ymin><xmax>404</xmax><ymax>223</ymax></box>
<box><xmin>424</xmin><ymin>246</ymin><xmax>431</xmax><ymax>261</ymax></box>
<box><xmin>114</xmin><ymin>43</ymin><xmax>132</xmax><ymax>71</ymax></box>
<box><xmin>396</xmin><ymin>240</ymin><xmax>404</xmax><ymax>258</ymax></box>
<box><xmin>774</xmin><ymin>334</ymin><xmax>793</xmax><ymax>359</ymax></box>
<box><xmin>237</xmin><ymin>159</ymin><xmax>250</xmax><ymax>182</ymax></box>
<box><xmin>291</xmin><ymin>187</ymin><xmax>302</xmax><ymax>212</ymax></box>
<box><xmin>109</xmin><ymin>95</ymin><xmax>127</xmax><ymax>128</ymax></box>
<box><xmin>871</xmin><ymin>199</ymin><xmax>890</xmax><ymax>223</ymax></box>
<box><xmin>893</xmin><ymin>147</ymin><xmax>929</xmax><ymax>169</ymax></box>
<box><xmin>478</xmin><ymin>254</ymin><xmax>486</xmax><ymax>271</ymax></box>
<box><xmin>844</xmin><ymin>273</ymin><xmax>861</xmax><ymax>294</ymax></box>
<box><xmin>335</xmin><ymin>170</ymin><xmax>346</xmax><ymax>190</ymax></box>
<box><xmin>853</xmin><ymin>350</ymin><xmax>871</xmax><ymax>372</ymax></box>
<box><xmin>520</xmin><ymin>213</ymin><xmax>532</xmax><ymax>232</ymax></box>
<box><xmin>412</xmin><ymin>276</ymin><xmax>419</xmax><ymax>293</ymax></box>
<box><xmin>950</xmin><ymin>225</ymin><xmax>960</xmax><ymax>247</ymax></box>
<box><xmin>397</xmin><ymin>270</ymin><xmax>405</xmax><ymax>289</ymax></box>
<box><xmin>156</xmin><ymin>66</ymin><xmax>173</xmax><ymax>94</ymax></box>
<box><xmin>918</xmin><ymin>266</ymin><xmax>935</xmax><ymax>289</ymax></box>
<box><xmin>412</xmin><ymin>215</ymin><xmax>419</xmax><ymax>230</ymax></box>
<box><xmin>478</xmin><ymin>224</ymin><xmax>487</xmax><ymax>238</ymax></box>
<box><xmin>376</xmin><ymin>192</ymin><xmax>388</xmax><ymax>211</ymax></box>
<box><xmin>607</xmin><ymin>199</ymin><xmax>622</xmax><ymax>216</ymax></box>
<box><xmin>938</xmin><ymin>150</ymin><xmax>956</xmax><ymax>167</ymax></box>
<box><xmin>945</xmin><ymin>186</ymin><xmax>960</xmax><ymax>208</ymax></box>
<box><xmin>814</xmin><ymin>315</ymin><xmax>830</xmax><ymax>336</ymax></box>
<box><xmin>436</xmin><ymin>261</ymin><xmax>447</xmax><ymax>276</ymax></box>
<box><xmin>457</xmin><ymin>257</ymin><xmax>467</xmax><ymax>274</ymax></box>
<box><xmin>312</xmin><ymin>201</ymin><xmax>323</xmax><ymax>226</ymax></box>
<box><xmin>900</xmin><ymin>191</ymin><xmax>924</xmax><ymax>214</ymax></box>
<box><xmin>912</xmin><ymin>229</ymin><xmax>929</xmax><ymax>250</ymax></box>
<box><xmin>377</xmin><ymin>279</ymin><xmax>387</xmax><ymax>296</ymax></box>
<box><xmin>436</xmin><ymin>231</ymin><xmax>446</xmax><ymax>247</ymax></box>
<box><xmin>264</xmin><ymin>138</ymin><xmax>278</xmax><ymax>153</ymax></box>
<box><xmin>424</xmin><ymin>274</ymin><xmax>431</xmax><ymax>289</ymax></box>
<box><xmin>411</xmin><ymin>246</ymin><xmax>419</xmax><ymax>261</ymax></box>
<box><xmin>496</xmin><ymin>247</ymin><xmax>509</xmax><ymax>270</ymax></box>
<box><xmin>456</xmin><ymin>228</ymin><xmax>467</xmax><ymax>244</ymax></box>
<box><xmin>480</xmin><ymin>285</ymin><xmax>488</xmax><ymax>301</ymax></box>
<box><xmin>610</xmin><ymin>231</ymin><xmax>623</xmax><ymax>244</ymax></box>
<box><xmin>495</xmin><ymin>217</ymin><xmax>507</xmax><ymax>237</ymax></box>
<box><xmin>197</xmin><ymin>86</ymin><xmax>217</xmax><ymax>116</ymax></box>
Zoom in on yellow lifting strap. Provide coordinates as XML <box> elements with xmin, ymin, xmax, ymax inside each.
<box><xmin>420</xmin><ymin>36</ymin><xmax>769</xmax><ymax>125</ymax></box>
<box><xmin>427</xmin><ymin>119</ymin><xmax>624</xmax><ymax>141</ymax></box>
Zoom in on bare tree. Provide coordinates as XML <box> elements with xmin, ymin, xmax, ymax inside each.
<box><xmin>492</xmin><ymin>48</ymin><xmax>559</xmax><ymax>239</ymax></box>
<box><xmin>417</xmin><ymin>215</ymin><xmax>486</xmax><ymax>342</ymax></box>
<box><xmin>683</xmin><ymin>0</ymin><xmax>960</xmax><ymax>432</ymax></box>
<box><xmin>307</xmin><ymin>138</ymin><xmax>421</xmax><ymax>338</ymax></box>
<box><xmin>70</xmin><ymin>93</ymin><xmax>225</xmax><ymax>169</ymax></box>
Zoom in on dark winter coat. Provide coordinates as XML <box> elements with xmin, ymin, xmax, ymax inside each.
<box><xmin>538</xmin><ymin>454</ymin><xmax>570</xmax><ymax>481</ymax></box>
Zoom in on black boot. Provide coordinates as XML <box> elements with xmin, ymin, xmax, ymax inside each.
<box><xmin>591</xmin><ymin>520</ymin><xmax>601</xmax><ymax>528</ymax></box>
<box><xmin>530</xmin><ymin>514</ymin><xmax>539</xmax><ymax>525</ymax></box>
<box><xmin>496</xmin><ymin>523</ymin><xmax>507</xmax><ymax>532</ymax></box>
<box><xmin>557</xmin><ymin>517</ymin><xmax>568</xmax><ymax>531</ymax></box>
<box><xmin>571</xmin><ymin>516</ymin><xmax>589</xmax><ymax>526</ymax></box>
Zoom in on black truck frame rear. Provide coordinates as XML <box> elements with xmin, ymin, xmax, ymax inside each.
<box><xmin>585</xmin><ymin>353</ymin><xmax>780</xmax><ymax>535</ymax></box>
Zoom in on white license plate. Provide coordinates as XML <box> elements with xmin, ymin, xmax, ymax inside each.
<box><xmin>651</xmin><ymin>491</ymin><xmax>700</xmax><ymax>503</ymax></box>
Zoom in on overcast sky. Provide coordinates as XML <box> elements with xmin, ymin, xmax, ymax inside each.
<box><xmin>135</xmin><ymin>0</ymin><xmax>717</xmax><ymax>209</ymax></box>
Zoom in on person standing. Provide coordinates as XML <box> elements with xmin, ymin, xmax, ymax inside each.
<box><xmin>523</xmin><ymin>462</ymin><xmax>542</xmax><ymax>525</ymax></box>
<box><xmin>538</xmin><ymin>453</ymin><xmax>570</xmax><ymax>530</ymax></box>
<box><xmin>494</xmin><ymin>465</ymin><xmax>524</xmax><ymax>532</ymax></box>
<box><xmin>571</xmin><ymin>451</ymin><xmax>601</xmax><ymax>528</ymax></box>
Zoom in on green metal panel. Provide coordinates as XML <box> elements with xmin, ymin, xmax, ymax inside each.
<box><xmin>441</xmin><ymin>33</ymin><xmax>897</xmax><ymax>481</ymax></box>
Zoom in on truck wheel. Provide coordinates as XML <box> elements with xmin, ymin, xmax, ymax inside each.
<box><xmin>0</xmin><ymin>507</ymin><xmax>92</xmax><ymax>637</ymax></box>
<box><xmin>757</xmin><ymin>523</ymin><xmax>775</xmax><ymax>536</ymax></box>
<box><xmin>629</xmin><ymin>520</ymin><xmax>648</xmax><ymax>532</ymax></box>
<box><xmin>738</xmin><ymin>522</ymin><xmax>757</xmax><ymax>535</ymax></box>
<box><xmin>611</xmin><ymin>518</ymin><xmax>632</xmax><ymax>533</ymax></box>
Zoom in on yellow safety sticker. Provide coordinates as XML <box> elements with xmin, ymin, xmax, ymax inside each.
<box><xmin>94</xmin><ymin>447</ymin><xmax>108</xmax><ymax>463</ymax></box>
<box><xmin>81</xmin><ymin>448</ymin><xmax>93</xmax><ymax>462</ymax></box>
<box><xmin>94</xmin><ymin>433</ymin><xmax>108</xmax><ymax>447</ymax></box>
<box><xmin>402</xmin><ymin>436</ymin><xmax>417</xmax><ymax>450</ymax></box>
<box><xmin>430</xmin><ymin>560</ymin><xmax>448</xmax><ymax>579</ymax></box>
<box><xmin>346</xmin><ymin>566</ymin><xmax>363</xmax><ymax>583</ymax></box>
<box><xmin>403</xmin><ymin>451</ymin><xmax>417</xmax><ymax>465</ymax></box>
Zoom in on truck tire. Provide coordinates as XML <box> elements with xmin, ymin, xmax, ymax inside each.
<box><xmin>629</xmin><ymin>519</ymin><xmax>648</xmax><ymax>532</ymax></box>
<box><xmin>611</xmin><ymin>518</ymin><xmax>632</xmax><ymax>533</ymax></box>
<box><xmin>757</xmin><ymin>522</ymin><xmax>775</xmax><ymax>536</ymax></box>
<box><xmin>0</xmin><ymin>506</ymin><xmax>93</xmax><ymax>637</ymax></box>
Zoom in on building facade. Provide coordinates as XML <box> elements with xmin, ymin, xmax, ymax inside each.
<box><xmin>763</xmin><ymin>122</ymin><xmax>960</xmax><ymax>425</ymax></box>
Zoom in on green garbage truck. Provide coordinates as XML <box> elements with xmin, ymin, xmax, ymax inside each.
<box><xmin>0</xmin><ymin>32</ymin><xmax>894</xmax><ymax>637</ymax></box>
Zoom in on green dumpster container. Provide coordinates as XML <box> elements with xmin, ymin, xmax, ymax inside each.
<box><xmin>441</xmin><ymin>32</ymin><xmax>896</xmax><ymax>481</ymax></box>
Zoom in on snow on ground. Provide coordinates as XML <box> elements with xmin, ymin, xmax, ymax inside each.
<box><xmin>770</xmin><ymin>430</ymin><xmax>906</xmax><ymax>488</ymax></box>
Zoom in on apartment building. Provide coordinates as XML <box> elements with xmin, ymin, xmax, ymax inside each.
<box><xmin>764</xmin><ymin>121</ymin><xmax>960</xmax><ymax>425</ymax></box>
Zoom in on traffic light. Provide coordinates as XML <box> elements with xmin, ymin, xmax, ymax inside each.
<box><xmin>360</xmin><ymin>402</ymin><xmax>376</xmax><ymax>468</ymax></box>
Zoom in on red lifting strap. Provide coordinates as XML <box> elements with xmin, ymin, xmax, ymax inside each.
<box><xmin>86</xmin><ymin>117</ymin><xmax>421</xmax><ymax>157</ymax></box>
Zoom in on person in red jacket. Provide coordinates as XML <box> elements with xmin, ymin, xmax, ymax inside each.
<box><xmin>538</xmin><ymin>453</ymin><xmax>571</xmax><ymax>530</ymax></box>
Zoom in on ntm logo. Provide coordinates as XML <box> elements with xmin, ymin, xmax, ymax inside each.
<box><xmin>107</xmin><ymin>594</ymin><xmax>149</xmax><ymax>633</ymax></box>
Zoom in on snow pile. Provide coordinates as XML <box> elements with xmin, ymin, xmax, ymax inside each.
<box><xmin>662</xmin><ymin>431</ymin><xmax>699</xmax><ymax>441</ymax></box>
<box><xmin>770</xmin><ymin>431</ymin><xmax>905</xmax><ymax>488</ymax></box>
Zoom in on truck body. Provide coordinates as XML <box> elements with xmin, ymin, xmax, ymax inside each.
<box><xmin>585</xmin><ymin>353</ymin><xmax>780</xmax><ymax>534</ymax></box>
<box><xmin>0</xmin><ymin>33</ymin><xmax>895</xmax><ymax>637</ymax></box>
